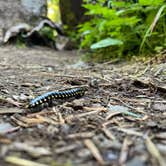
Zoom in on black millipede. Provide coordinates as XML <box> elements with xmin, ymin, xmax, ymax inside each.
<box><xmin>26</xmin><ymin>87</ymin><xmax>86</xmax><ymax>109</ymax></box>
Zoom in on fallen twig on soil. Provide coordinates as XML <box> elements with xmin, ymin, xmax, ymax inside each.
<box><xmin>84</xmin><ymin>139</ymin><xmax>105</xmax><ymax>165</ymax></box>
<box><xmin>5</xmin><ymin>156</ymin><xmax>48</xmax><ymax>166</ymax></box>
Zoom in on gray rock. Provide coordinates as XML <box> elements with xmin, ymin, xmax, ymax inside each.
<box><xmin>0</xmin><ymin>0</ymin><xmax>46</xmax><ymax>42</ymax></box>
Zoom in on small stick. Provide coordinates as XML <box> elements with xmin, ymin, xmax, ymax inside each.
<box><xmin>84</xmin><ymin>139</ymin><xmax>105</xmax><ymax>165</ymax></box>
<box><xmin>102</xmin><ymin>127</ymin><xmax>116</xmax><ymax>140</ymax></box>
<box><xmin>119</xmin><ymin>137</ymin><xmax>131</xmax><ymax>165</ymax></box>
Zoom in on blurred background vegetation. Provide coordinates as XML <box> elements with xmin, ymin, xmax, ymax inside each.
<box><xmin>47</xmin><ymin>0</ymin><xmax>165</xmax><ymax>61</ymax></box>
<box><xmin>47</xmin><ymin>0</ymin><xmax>61</xmax><ymax>23</ymax></box>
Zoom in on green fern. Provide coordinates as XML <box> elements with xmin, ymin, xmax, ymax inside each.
<box><xmin>78</xmin><ymin>0</ymin><xmax>166</xmax><ymax>61</ymax></box>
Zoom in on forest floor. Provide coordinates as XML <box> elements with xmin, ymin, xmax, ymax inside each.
<box><xmin>0</xmin><ymin>46</ymin><xmax>166</xmax><ymax>166</ymax></box>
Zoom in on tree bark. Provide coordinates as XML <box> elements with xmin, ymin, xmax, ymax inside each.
<box><xmin>59</xmin><ymin>0</ymin><xmax>86</xmax><ymax>30</ymax></box>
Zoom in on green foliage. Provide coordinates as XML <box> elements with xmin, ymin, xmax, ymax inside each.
<box><xmin>40</xmin><ymin>26</ymin><xmax>55</xmax><ymax>41</ymax></box>
<box><xmin>90</xmin><ymin>38</ymin><xmax>123</xmax><ymax>49</ymax></box>
<box><xmin>78</xmin><ymin>0</ymin><xmax>166</xmax><ymax>61</ymax></box>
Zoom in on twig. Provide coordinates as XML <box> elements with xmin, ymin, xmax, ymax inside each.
<box><xmin>84</xmin><ymin>139</ymin><xmax>105</xmax><ymax>165</ymax></box>
<box><xmin>119</xmin><ymin>137</ymin><xmax>131</xmax><ymax>165</ymax></box>
<box><xmin>55</xmin><ymin>142</ymin><xmax>82</xmax><ymax>154</ymax></box>
<box><xmin>102</xmin><ymin>127</ymin><xmax>116</xmax><ymax>140</ymax></box>
<box><xmin>105</xmin><ymin>110</ymin><xmax>122</xmax><ymax>120</ymax></box>
<box><xmin>0</xmin><ymin>108</ymin><xmax>23</xmax><ymax>114</ymax></box>
<box><xmin>5</xmin><ymin>156</ymin><xmax>48</xmax><ymax>166</ymax></box>
<box><xmin>67</xmin><ymin>132</ymin><xmax>94</xmax><ymax>139</ymax></box>
<box><xmin>145</xmin><ymin>137</ymin><xmax>165</xmax><ymax>166</ymax></box>
<box><xmin>116</xmin><ymin>128</ymin><xmax>143</xmax><ymax>137</ymax></box>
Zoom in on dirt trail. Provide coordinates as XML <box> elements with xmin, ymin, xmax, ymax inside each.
<box><xmin>0</xmin><ymin>46</ymin><xmax>166</xmax><ymax>166</ymax></box>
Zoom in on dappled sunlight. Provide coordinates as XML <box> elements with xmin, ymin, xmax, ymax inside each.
<box><xmin>47</xmin><ymin>0</ymin><xmax>61</xmax><ymax>23</ymax></box>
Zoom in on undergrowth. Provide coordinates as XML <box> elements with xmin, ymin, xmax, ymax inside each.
<box><xmin>78</xmin><ymin>0</ymin><xmax>166</xmax><ymax>62</ymax></box>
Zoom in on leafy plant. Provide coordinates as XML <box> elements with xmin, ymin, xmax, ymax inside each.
<box><xmin>90</xmin><ymin>37</ymin><xmax>123</xmax><ymax>49</ymax></box>
<box><xmin>78</xmin><ymin>0</ymin><xmax>166</xmax><ymax>61</ymax></box>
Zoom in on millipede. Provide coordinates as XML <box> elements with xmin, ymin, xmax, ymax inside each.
<box><xmin>26</xmin><ymin>87</ymin><xmax>87</xmax><ymax>110</ymax></box>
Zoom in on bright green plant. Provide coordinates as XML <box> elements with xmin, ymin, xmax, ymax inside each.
<box><xmin>78</xmin><ymin>0</ymin><xmax>166</xmax><ymax>61</ymax></box>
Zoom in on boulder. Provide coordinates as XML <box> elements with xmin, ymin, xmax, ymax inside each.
<box><xmin>0</xmin><ymin>0</ymin><xmax>46</xmax><ymax>42</ymax></box>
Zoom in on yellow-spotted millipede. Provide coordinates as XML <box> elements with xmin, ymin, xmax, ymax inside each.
<box><xmin>26</xmin><ymin>87</ymin><xmax>87</xmax><ymax>110</ymax></box>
